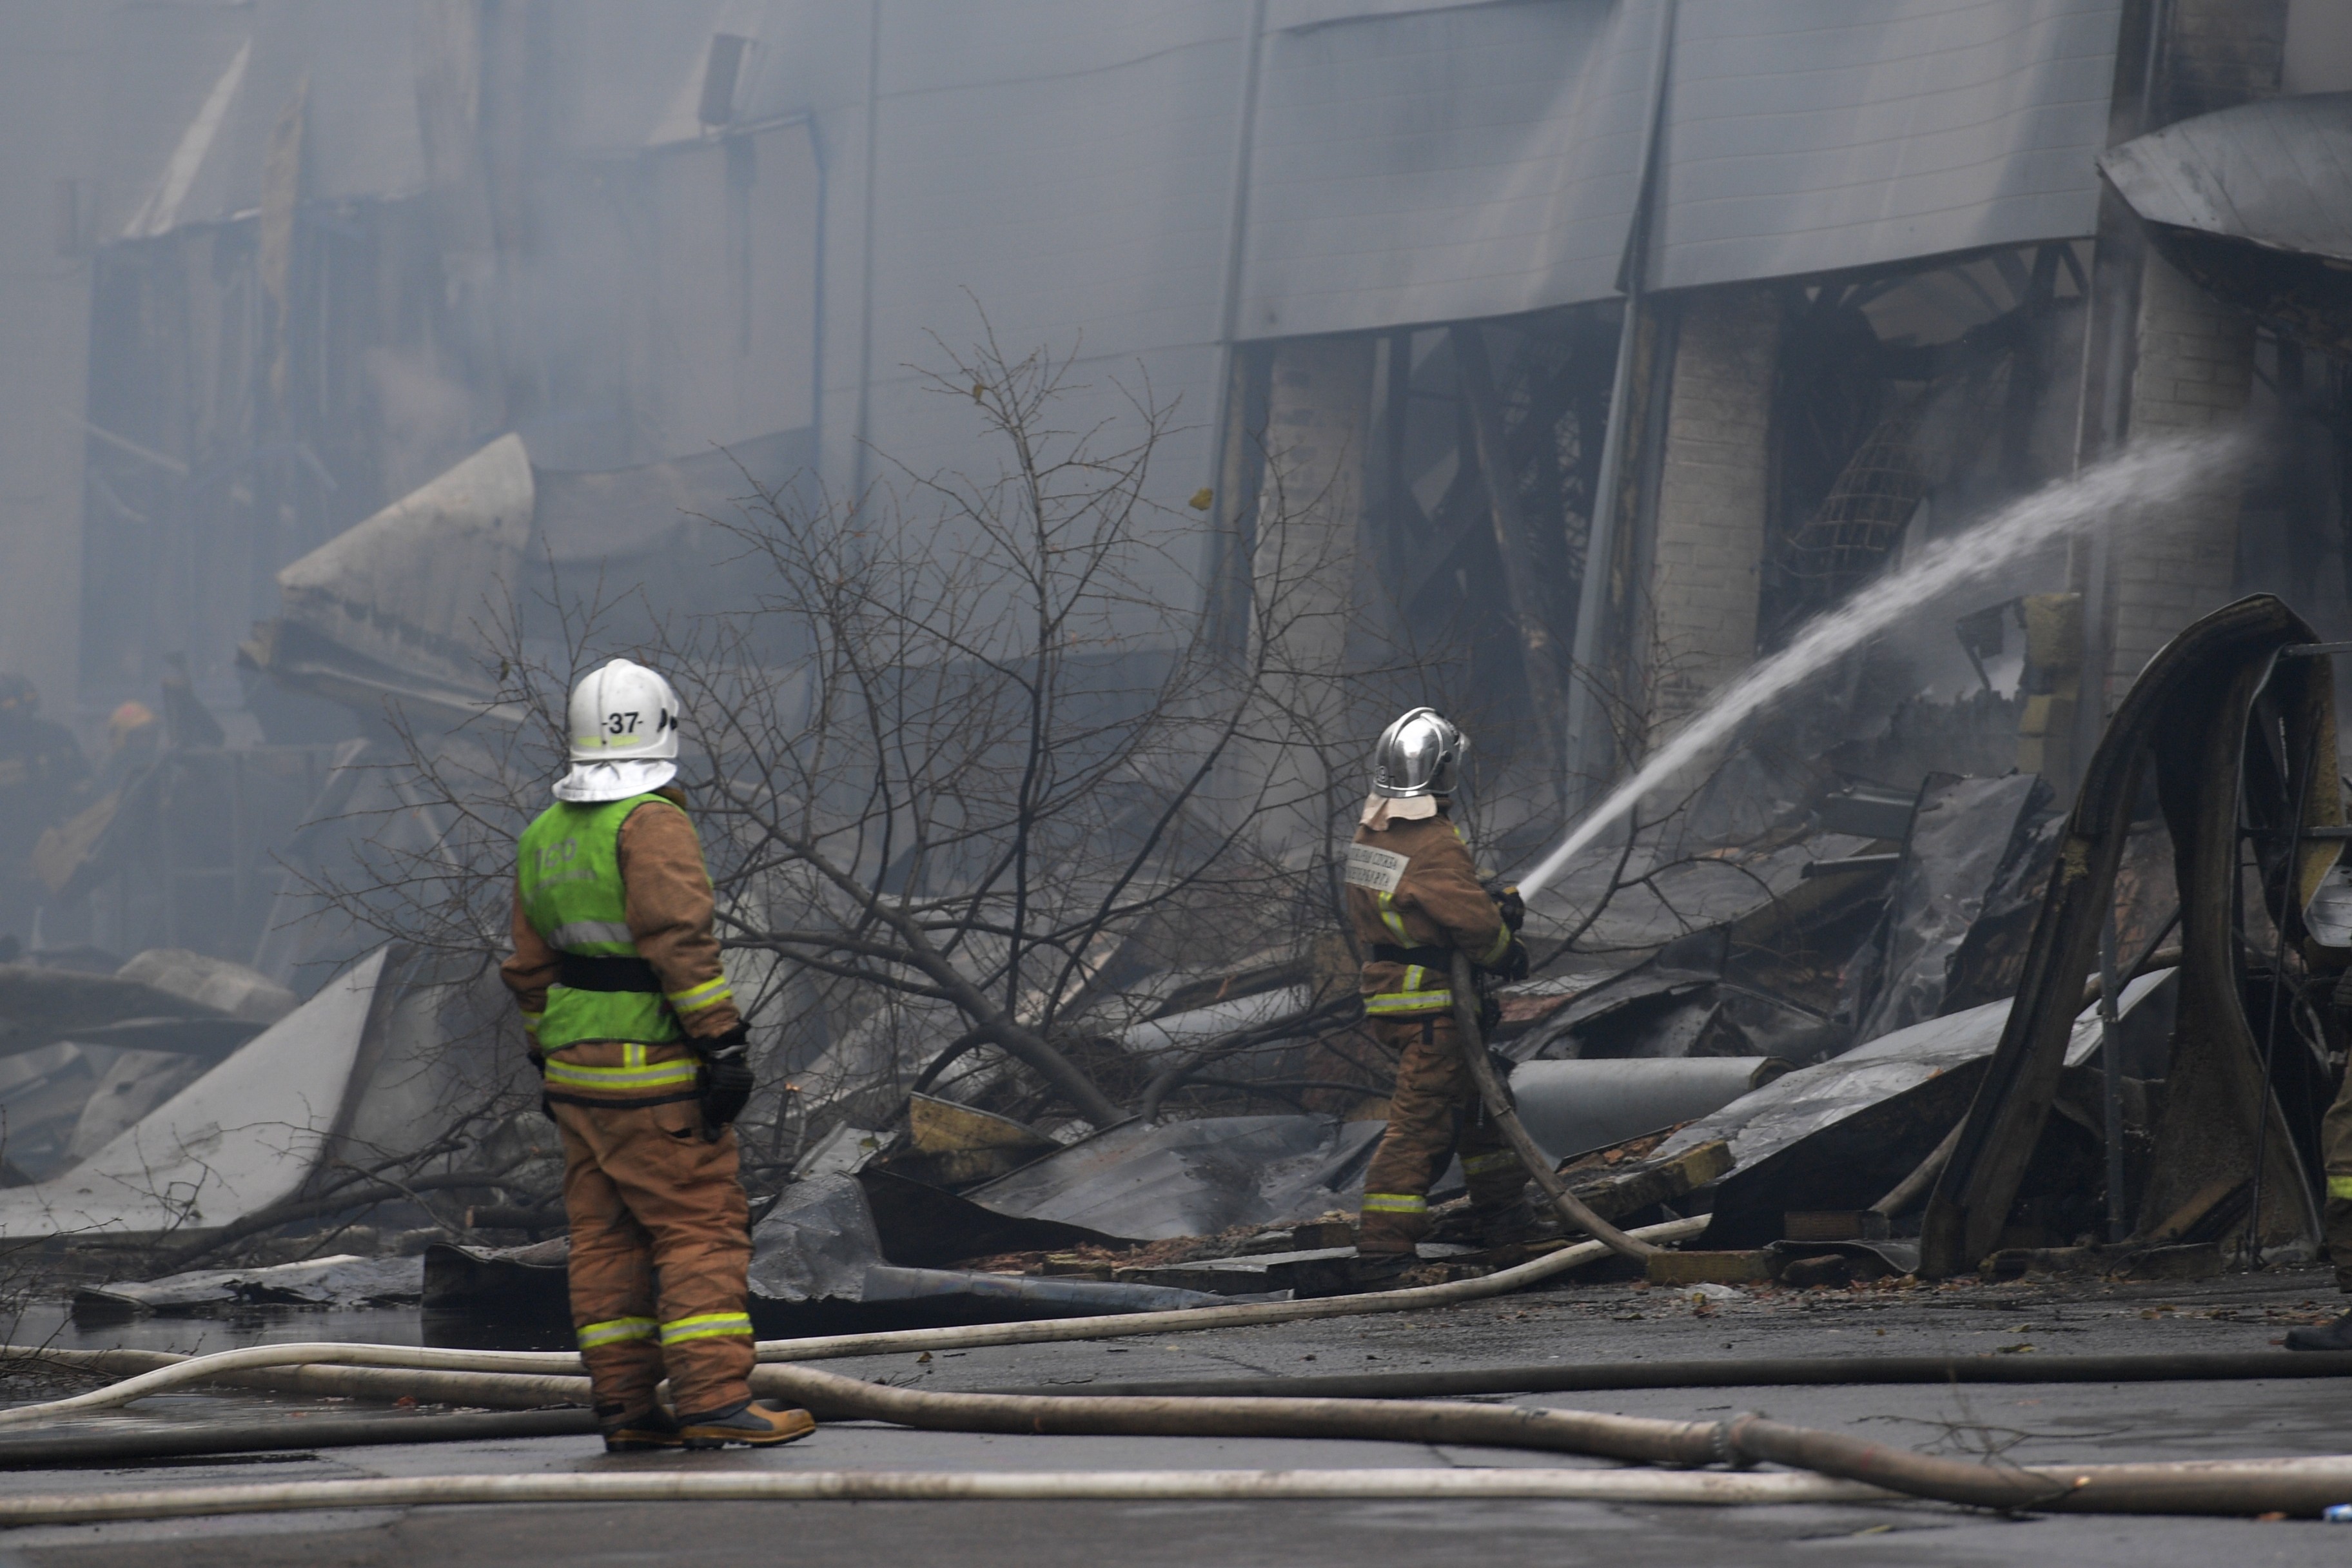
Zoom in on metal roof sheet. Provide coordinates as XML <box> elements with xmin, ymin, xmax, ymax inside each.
<box><xmin>2101</xmin><ymin>90</ymin><xmax>2352</xmax><ymax>262</ymax></box>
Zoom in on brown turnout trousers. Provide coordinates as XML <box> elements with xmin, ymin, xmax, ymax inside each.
<box><xmin>1346</xmin><ymin>806</ymin><xmax>1527</xmax><ymax>1253</ymax></box>
<box><xmin>2322</xmin><ymin>1068</ymin><xmax>2352</xmax><ymax>1292</ymax></box>
<box><xmin>554</xmin><ymin>1086</ymin><xmax>754</xmax><ymax>1418</ymax></box>
<box><xmin>1357</xmin><ymin>1014</ymin><xmax>1529</xmax><ymax>1254</ymax></box>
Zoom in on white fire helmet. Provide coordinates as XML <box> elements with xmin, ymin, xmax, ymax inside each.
<box><xmin>554</xmin><ymin>658</ymin><xmax>681</xmax><ymax>803</ymax></box>
<box><xmin>1371</xmin><ymin>707</ymin><xmax>1465</xmax><ymax>799</ymax></box>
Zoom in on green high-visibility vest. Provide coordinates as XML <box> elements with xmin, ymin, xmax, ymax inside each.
<box><xmin>517</xmin><ymin>794</ymin><xmax>681</xmax><ymax>1050</ymax></box>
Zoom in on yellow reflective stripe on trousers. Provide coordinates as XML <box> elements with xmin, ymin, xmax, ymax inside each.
<box><xmin>578</xmin><ymin>1316</ymin><xmax>657</xmax><ymax>1349</ymax></box>
<box><xmin>1377</xmin><ymin>891</ymin><xmax>1410</xmax><ymax>945</ymax></box>
<box><xmin>542</xmin><ymin>1056</ymin><xmax>701</xmax><ymax>1091</ymax></box>
<box><xmin>1361</xmin><ymin>1192</ymin><xmax>1427</xmax><ymax>1213</ymax></box>
<box><xmin>660</xmin><ymin>1311</ymin><xmax>752</xmax><ymax>1345</ymax></box>
<box><xmin>665</xmin><ymin>975</ymin><xmax>735</xmax><ymax>1015</ymax></box>
<box><xmin>1462</xmin><ymin>1150</ymin><xmax>1520</xmax><ymax>1175</ymax></box>
<box><xmin>2329</xmin><ymin>1175</ymin><xmax>2352</xmax><ymax>1200</ymax></box>
<box><xmin>1366</xmin><ymin>990</ymin><xmax>1451</xmax><ymax>1015</ymax></box>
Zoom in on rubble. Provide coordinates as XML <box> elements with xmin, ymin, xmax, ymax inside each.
<box><xmin>0</xmin><ymin>950</ymin><xmax>389</xmax><ymax>1238</ymax></box>
<box><xmin>1621</xmin><ymin>970</ymin><xmax>2174</xmax><ymax>1250</ymax></box>
<box><xmin>419</xmin><ymin>1175</ymin><xmax>1230</xmax><ymax>1347</ymax></box>
<box><xmin>72</xmin><ymin>1254</ymin><xmax>424</xmax><ymax>1324</ymax></box>
<box><xmin>0</xmin><ymin>943</ymin><xmax>531</xmax><ymax>1242</ymax></box>
<box><xmin>1850</xmin><ymin>772</ymin><xmax>2052</xmax><ymax>1041</ymax></box>
<box><xmin>959</xmin><ymin>1115</ymin><xmax>1382</xmax><ymax>1242</ymax></box>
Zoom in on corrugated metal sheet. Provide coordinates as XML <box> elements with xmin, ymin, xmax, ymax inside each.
<box><xmin>61</xmin><ymin>0</ymin><xmax>2133</xmax><ymax>607</ymax></box>
<box><xmin>1652</xmin><ymin>0</ymin><xmax>2124</xmax><ymax>291</ymax></box>
<box><xmin>2100</xmin><ymin>90</ymin><xmax>2352</xmax><ymax>262</ymax></box>
<box><xmin>1235</xmin><ymin>0</ymin><xmax>2121</xmax><ymax>338</ymax></box>
<box><xmin>838</xmin><ymin>0</ymin><xmax>1250</xmax><ymax>603</ymax></box>
<box><xmin>1267</xmin><ymin>0</ymin><xmax>1523</xmax><ymax>30</ymax></box>
<box><xmin>1237</xmin><ymin>0</ymin><xmax>1656</xmax><ymax>340</ymax></box>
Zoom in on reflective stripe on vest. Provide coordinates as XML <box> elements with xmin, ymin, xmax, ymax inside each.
<box><xmin>542</xmin><ymin>1041</ymin><xmax>701</xmax><ymax>1093</ymax></box>
<box><xmin>519</xmin><ymin>794</ymin><xmax>684</xmax><ymax>1050</ymax></box>
<box><xmin>2329</xmin><ymin>1175</ymin><xmax>2352</xmax><ymax>1200</ymax></box>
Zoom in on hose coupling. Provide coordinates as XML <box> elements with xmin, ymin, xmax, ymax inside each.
<box><xmin>1712</xmin><ymin>1413</ymin><xmax>1761</xmax><ymax>1469</ymax></box>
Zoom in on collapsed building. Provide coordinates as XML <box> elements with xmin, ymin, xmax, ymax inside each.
<box><xmin>0</xmin><ymin>1</ymin><xmax>2349</xmax><ymax>1313</ymax></box>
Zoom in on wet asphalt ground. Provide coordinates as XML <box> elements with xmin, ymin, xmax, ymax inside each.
<box><xmin>1</xmin><ymin>1264</ymin><xmax>2349</xmax><ymax>1565</ymax></box>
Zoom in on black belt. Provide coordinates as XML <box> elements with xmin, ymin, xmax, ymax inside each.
<box><xmin>1371</xmin><ymin>943</ymin><xmax>1453</xmax><ymax>968</ymax></box>
<box><xmin>558</xmin><ymin>953</ymin><xmax>663</xmax><ymax>994</ymax></box>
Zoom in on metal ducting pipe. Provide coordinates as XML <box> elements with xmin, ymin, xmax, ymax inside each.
<box><xmin>1506</xmin><ymin>1056</ymin><xmax>1786</xmax><ymax>1163</ymax></box>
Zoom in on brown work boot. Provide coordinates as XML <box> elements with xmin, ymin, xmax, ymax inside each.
<box><xmin>598</xmin><ymin>1404</ymin><xmax>681</xmax><ymax>1453</ymax></box>
<box><xmin>1346</xmin><ymin>1250</ymin><xmax>1418</xmax><ymax>1290</ymax></box>
<box><xmin>678</xmin><ymin>1398</ymin><xmax>818</xmax><ymax>1449</ymax></box>
<box><xmin>1469</xmin><ymin>1195</ymin><xmax>1563</xmax><ymax>1250</ymax></box>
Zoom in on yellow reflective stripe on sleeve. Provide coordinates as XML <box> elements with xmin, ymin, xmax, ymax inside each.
<box><xmin>1480</xmin><ymin>923</ymin><xmax>1513</xmax><ymax>965</ymax></box>
<box><xmin>659</xmin><ymin>1311</ymin><xmax>752</xmax><ymax>1345</ymax></box>
<box><xmin>1365</xmin><ymin>990</ymin><xmax>1451</xmax><ymax>1015</ymax></box>
<box><xmin>578</xmin><ymin>1316</ymin><xmax>657</xmax><ymax>1349</ymax></box>
<box><xmin>1377</xmin><ymin>891</ymin><xmax>1410</xmax><ymax>944</ymax></box>
<box><xmin>1360</xmin><ymin>1192</ymin><xmax>1427</xmax><ymax>1213</ymax></box>
<box><xmin>542</xmin><ymin>1057</ymin><xmax>701</xmax><ymax>1091</ymax></box>
<box><xmin>1462</xmin><ymin>1150</ymin><xmax>1521</xmax><ymax>1175</ymax></box>
<box><xmin>2329</xmin><ymin>1175</ymin><xmax>2352</xmax><ymax>1200</ymax></box>
<box><xmin>665</xmin><ymin>975</ymin><xmax>735</xmax><ymax>1015</ymax></box>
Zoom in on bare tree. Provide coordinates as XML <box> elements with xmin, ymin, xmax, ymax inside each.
<box><xmin>306</xmin><ymin>322</ymin><xmax>1400</xmax><ymax>1153</ymax></box>
<box><xmin>296</xmin><ymin>317</ymin><xmax>1763</xmax><ymax>1196</ymax></box>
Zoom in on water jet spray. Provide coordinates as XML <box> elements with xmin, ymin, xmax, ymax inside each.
<box><xmin>1516</xmin><ymin>432</ymin><xmax>2247</xmax><ymax>898</ymax></box>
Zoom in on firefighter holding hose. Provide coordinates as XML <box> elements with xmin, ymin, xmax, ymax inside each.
<box><xmin>501</xmin><ymin>658</ymin><xmax>814</xmax><ymax>1452</ymax></box>
<box><xmin>1346</xmin><ymin>707</ymin><xmax>1541</xmax><ymax>1286</ymax></box>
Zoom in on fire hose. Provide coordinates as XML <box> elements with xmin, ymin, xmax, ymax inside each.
<box><xmin>0</xmin><ymin>1211</ymin><xmax>1710</xmax><ymax>1430</ymax></box>
<box><xmin>4</xmin><ymin>1361</ymin><xmax>2352</xmax><ymax>1520</ymax></box>
<box><xmin>1451</xmin><ymin>950</ymin><xmax>1658</xmax><ymax>1259</ymax></box>
<box><xmin>6</xmin><ymin>948</ymin><xmax>2347</xmax><ymax>1516</ymax></box>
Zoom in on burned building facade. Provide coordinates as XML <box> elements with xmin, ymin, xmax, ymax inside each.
<box><xmin>0</xmin><ymin>1</ymin><xmax>2338</xmax><ymax>976</ymax></box>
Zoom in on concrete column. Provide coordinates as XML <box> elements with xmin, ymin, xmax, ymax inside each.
<box><xmin>2105</xmin><ymin>253</ymin><xmax>2255</xmax><ymax>691</ymax></box>
<box><xmin>0</xmin><ymin>5</ymin><xmax>98</xmax><ymax>720</ymax></box>
<box><xmin>1250</xmin><ymin>335</ymin><xmax>1373</xmax><ymax>852</ymax></box>
<box><xmin>2161</xmin><ymin>0</ymin><xmax>2286</xmax><ymax>121</ymax></box>
<box><xmin>1643</xmin><ymin>288</ymin><xmax>1778</xmax><ymax>734</ymax></box>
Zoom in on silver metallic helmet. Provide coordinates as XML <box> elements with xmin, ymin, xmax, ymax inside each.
<box><xmin>1371</xmin><ymin>707</ymin><xmax>1466</xmax><ymax>799</ymax></box>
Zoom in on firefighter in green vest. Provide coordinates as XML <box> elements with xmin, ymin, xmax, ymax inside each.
<box><xmin>502</xmin><ymin>658</ymin><xmax>812</xmax><ymax>1452</ymax></box>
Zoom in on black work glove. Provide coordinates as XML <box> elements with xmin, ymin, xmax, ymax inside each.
<box><xmin>1484</xmin><ymin>878</ymin><xmax>1525</xmax><ymax>934</ymax></box>
<box><xmin>527</xmin><ymin>1048</ymin><xmax>554</xmax><ymax>1121</ymax></box>
<box><xmin>1487</xmin><ymin>936</ymin><xmax>1531</xmax><ymax>983</ymax></box>
<box><xmin>695</xmin><ymin>1026</ymin><xmax>754</xmax><ymax>1142</ymax></box>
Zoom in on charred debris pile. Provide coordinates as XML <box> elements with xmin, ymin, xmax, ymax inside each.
<box><xmin>1</xmin><ymin>355</ymin><xmax>2327</xmax><ymax>1335</ymax></box>
<box><xmin>29</xmin><ymin>595</ymin><xmax>2323</xmax><ymax>1338</ymax></box>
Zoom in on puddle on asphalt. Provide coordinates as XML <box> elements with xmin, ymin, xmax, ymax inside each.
<box><xmin>8</xmin><ymin>1303</ymin><xmax>426</xmax><ymax>1357</ymax></box>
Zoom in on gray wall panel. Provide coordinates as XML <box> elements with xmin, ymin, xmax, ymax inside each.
<box><xmin>1237</xmin><ymin>0</ymin><xmax>1657</xmax><ymax>340</ymax></box>
<box><xmin>1651</xmin><ymin>0</ymin><xmax>2122</xmax><ymax>289</ymax></box>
